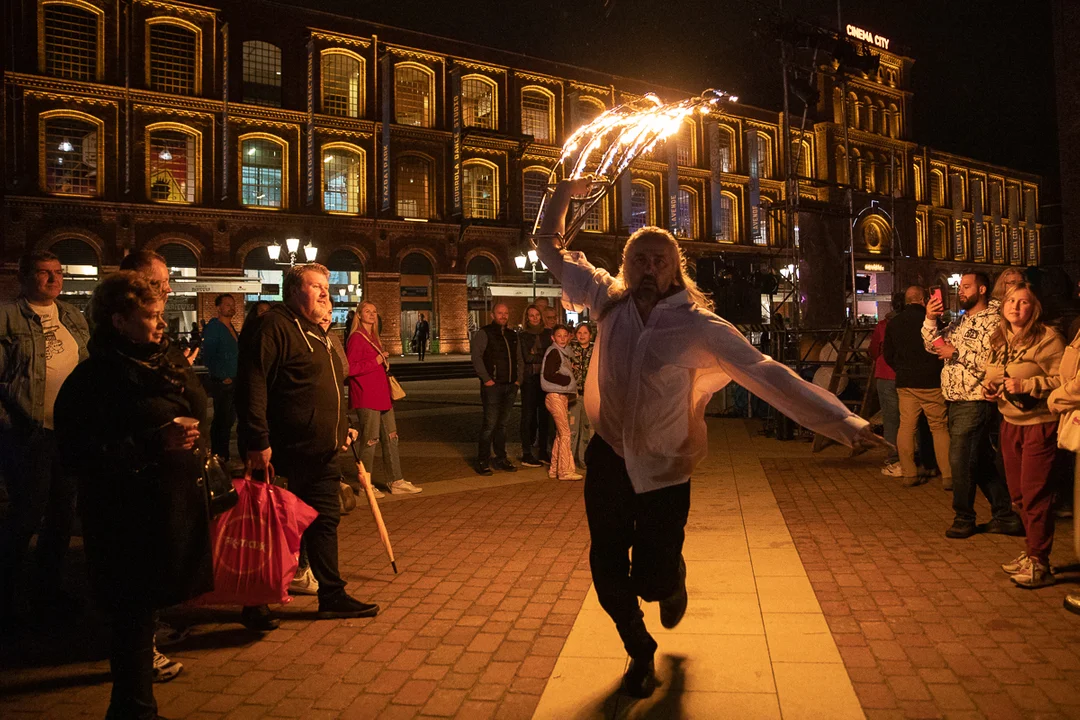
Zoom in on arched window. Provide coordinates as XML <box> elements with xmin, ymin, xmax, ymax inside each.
<box><xmin>677</xmin><ymin>119</ymin><xmax>696</xmax><ymax>166</ymax></box>
<box><xmin>862</xmin><ymin>97</ymin><xmax>873</xmax><ymax>131</ymax></box>
<box><xmin>876</xmin><ymin>101</ymin><xmax>886</xmax><ymax>135</ymax></box>
<box><xmin>932</xmin><ymin>221</ymin><xmax>947</xmax><ymax>259</ymax></box>
<box><xmin>716</xmin><ymin>192</ymin><xmax>736</xmax><ymax>243</ymax></box>
<box><xmin>913</xmin><ymin>163</ymin><xmax>924</xmax><ymax>202</ymax></box>
<box><xmin>146</xmin><ymin>19</ymin><xmax>200</xmax><ymax>95</ymax></box>
<box><xmin>716</xmin><ymin>126</ymin><xmax>735</xmax><ymax>173</ymax></box>
<box><xmin>240</xmin><ymin>134</ymin><xmax>286</xmax><ymax>208</ymax></box>
<box><xmin>321</xmin><ymin>50</ymin><xmax>364</xmax><ymax>118</ymax></box>
<box><xmin>754</xmin><ymin>132</ymin><xmax>772</xmax><ymax>178</ymax></box>
<box><xmin>147</xmin><ymin>123</ymin><xmax>200</xmax><ymax>203</ymax></box>
<box><xmin>675</xmin><ymin>186</ymin><xmax>698</xmax><ymax>239</ymax></box>
<box><xmin>396</xmin><ymin>154</ymin><xmax>432</xmax><ymax>219</ymax></box>
<box><xmin>888</xmin><ymin>104</ymin><xmax>901</xmax><ymax>138</ymax></box>
<box><xmin>930</xmin><ymin>169</ymin><xmax>945</xmax><ymax>207</ymax></box>
<box><xmin>846</xmin><ymin>93</ymin><xmax>858</xmax><ymax>129</ymax></box>
<box><xmin>522</xmin><ymin>168</ymin><xmax>548</xmax><ymax>225</ymax></box>
<box><xmin>461</xmin><ymin>74</ymin><xmax>497</xmax><ymax>130</ymax></box>
<box><xmin>790</xmin><ymin>139</ymin><xmax>811</xmax><ymax>178</ymax></box>
<box><xmin>395</xmin><ymin>63</ymin><xmax>434</xmax><ymax>128</ymax></box>
<box><xmin>322</xmin><ymin>143</ymin><xmax>365</xmax><ymax>214</ymax></box>
<box><xmin>916</xmin><ymin>215</ymin><xmax>927</xmax><ymax>256</ymax></box>
<box><xmin>580</xmin><ymin>196</ymin><xmax>606</xmax><ymax>232</ymax></box>
<box><xmin>462</xmin><ymin>160</ymin><xmax>498</xmax><ymax>219</ymax></box>
<box><xmin>242</xmin><ymin>41</ymin><xmax>281</xmax><ymax>107</ymax></box>
<box><xmin>629</xmin><ymin>180</ymin><xmax>654</xmax><ymax>232</ymax></box>
<box><xmin>576</xmin><ymin>96</ymin><xmax>606</xmax><ymax>127</ymax></box>
<box><xmin>521</xmin><ymin>86</ymin><xmax>554</xmax><ymax>144</ymax></box>
<box><xmin>41</xmin><ymin>1</ymin><xmax>103</xmax><ymax>81</ymax></box>
<box><xmin>42</xmin><ymin>111</ymin><xmax>103</xmax><ymax>197</ymax></box>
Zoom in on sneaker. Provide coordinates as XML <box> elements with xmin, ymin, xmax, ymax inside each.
<box><xmin>154</xmin><ymin>619</ymin><xmax>189</xmax><ymax>648</ymax></box>
<box><xmin>1010</xmin><ymin>559</ymin><xmax>1054</xmax><ymax>589</ymax></box>
<box><xmin>317</xmin><ymin>594</ymin><xmax>379</xmax><ymax>619</ymax></box>
<box><xmin>476</xmin><ymin>461</ymin><xmax>494</xmax><ymax>476</ymax></box>
<box><xmin>493</xmin><ymin>458</ymin><xmax>518</xmax><ymax>472</ymax></box>
<box><xmin>520</xmin><ymin>456</ymin><xmax>543</xmax><ymax>468</ymax></box>
<box><xmin>880</xmin><ymin>462</ymin><xmax>903</xmax><ymax>477</ymax></box>
<box><xmin>240</xmin><ymin>604</ymin><xmax>279</xmax><ymax>632</ymax></box>
<box><xmin>945</xmin><ymin>520</ymin><xmax>977</xmax><ymax>539</ymax></box>
<box><xmin>152</xmin><ymin>647</ymin><xmax>183</xmax><ymax>683</ymax></box>
<box><xmin>659</xmin><ymin>559</ymin><xmax>688</xmax><ymax>629</ymax></box>
<box><xmin>558</xmin><ymin>472</ymin><xmax>584</xmax><ymax>481</ymax></box>
<box><xmin>1001</xmin><ymin>552</ymin><xmax>1030</xmax><ymax>575</ymax></box>
<box><xmin>621</xmin><ymin>655</ymin><xmax>657</xmax><ymax>698</ymax></box>
<box><xmin>984</xmin><ymin>518</ymin><xmax>1025</xmax><ymax>536</ymax></box>
<box><xmin>289</xmin><ymin>566</ymin><xmax>319</xmax><ymax>596</ymax></box>
<box><xmin>388</xmin><ymin>479</ymin><xmax>422</xmax><ymax>494</ymax></box>
<box><xmin>370</xmin><ymin>485</ymin><xmax>385</xmax><ymax>499</ymax></box>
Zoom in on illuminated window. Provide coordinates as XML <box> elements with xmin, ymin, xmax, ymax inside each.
<box><xmin>675</xmin><ymin>186</ymin><xmax>698</xmax><ymax>239</ymax></box>
<box><xmin>913</xmin><ymin>163</ymin><xmax>924</xmax><ymax>202</ymax></box>
<box><xmin>577</xmin><ymin>197</ymin><xmax>605</xmax><ymax>232</ymax></box>
<box><xmin>396</xmin><ymin>155</ymin><xmax>432</xmax><ymax>218</ymax></box>
<box><xmin>930</xmin><ymin>169</ymin><xmax>944</xmax><ymax>207</ymax></box>
<box><xmin>147</xmin><ymin>20</ymin><xmax>199</xmax><ymax>95</ymax></box>
<box><xmin>148</xmin><ymin>126</ymin><xmax>198</xmax><ymax>203</ymax></box>
<box><xmin>677</xmin><ymin>120</ymin><xmax>695</xmax><ymax>166</ymax></box>
<box><xmin>790</xmin><ymin>140</ymin><xmax>811</xmax><ymax>178</ymax></box>
<box><xmin>629</xmin><ymin>180</ymin><xmax>654</xmax><ymax>232</ymax></box>
<box><xmin>521</xmin><ymin>87</ymin><xmax>554</xmax><ymax>144</ymax></box>
<box><xmin>932</xmin><ymin>221</ymin><xmax>947</xmax><ymax>259</ymax></box>
<box><xmin>395</xmin><ymin>63</ymin><xmax>434</xmax><ymax>127</ymax></box>
<box><xmin>242</xmin><ymin>41</ymin><xmax>281</xmax><ymax>107</ymax></box>
<box><xmin>240</xmin><ymin>136</ymin><xmax>285</xmax><ymax>208</ymax></box>
<box><xmin>321</xmin><ymin>50</ymin><xmax>363</xmax><ymax>118</ymax></box>
<box><xmin>716</xmin><ymin>126</ymin><xmax>735</xmax><ymax>173</ymax></box>
<box><xmin>754</xmin><ymin>132</ymin><xmax>772</xmax><ymax>178</ymax></box>
<box><xmin>43</xmin><ymin>113</ymin><xmax>101</xmax><ymax>196</ymax></box>
<box><xmin>717</xmin><ymin>193</ymin><xmax>736</xmax><ymax>242</ymax></box>
<box><xmin>462</xmin><ymin>160</ymin><xmax>497</xmax><ymax>219</ymax></box>
<box><xmin>461</xmin><ymin>75</ymin><xmax>496</xmax><ymax>130</ymax></box>
<box><xmin>522</xmin><ymin>169</ymin><xmax>547</xmax><ymax>225</ymax></box>
<box><xmin>322</xmin><ymin>144</ymin><xmax>365</xmax><ymax>214</ymax></box>
<box><xmin>42</xmin><ymin>2</ymin><xmax>101</xmax><ymax>80</ymax></box>
<box><xmin>576</xmin><ymin>96</ymin><xmax>605</xmax><ymax>127</ymax></box>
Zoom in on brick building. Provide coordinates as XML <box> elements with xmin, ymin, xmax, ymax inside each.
<box><xmin>1</xmin><ymin>0</ymin><xmax>1048</xmax><ymax>350</ymax></box>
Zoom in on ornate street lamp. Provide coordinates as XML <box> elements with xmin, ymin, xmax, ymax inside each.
<box><xmin>267</xmin><ymin>237</ymin><xmax>318</xmax><ymax>266</ymax></box>
<box><xmin>515</xmin><ymin>249</ymin><xmax>543</xmax><ymax>301</ymax></box>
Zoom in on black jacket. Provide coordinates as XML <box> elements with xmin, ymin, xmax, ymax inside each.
<box><xmin>885</xmin><ymin>304</ymin><xmax>944</xmax><ymax>389</ymax></box>
<box><xmin>54</xmin><ymin>331</ymin><xmax>213</xmax><ymax>610</ymax></box>
<box><xmin>518</xmin><ymin>327</ymin><xmax>553</xmax><ymax>378</ymax></box>
<box><xmin>236</xmin><ymin>304</ymin><xmax>348</xmax><ymax>458</ymax></box>
<box><xmin>471</xmin><ymin>322</ymin><xmax>520</xmax><ymax>384</ymax></box>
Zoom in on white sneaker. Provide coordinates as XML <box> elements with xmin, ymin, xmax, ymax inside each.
<box><xmin>154</xmin><ymin>619</ymin><xmax>189</xmax><ymax>647</ymax></box>
<box><xmin>152</xmin><ymin>647</ymin><xmax>183</xmax><ymax>683</ymax></box>
<box><xmin>370</xmin><ymin>485</ymin><xmax>385</xmax><ymax>499</ymax></box>
<box><xmin>1011</xmin><ymin>559</ymin><xmax>1055</xmax><ymax>589</ymax></box>
<box><xmin>388</xmin><ymin>479</ymin><xmax>422</xmax><ymax>494</ymax></box>
<box><xmin>1001</xmin><ymin>552</ymin><xmax>1029</xmax><ymax>575</ymax></box>
<box><xmin>880</xmin><ymin>462</ymin><xmax>903</xmax><ymax>477</ymax></box>
<box><xmin>289</xmin><ymin>565</ymin><xmax>319</xmax><ymax>596</ymax></box>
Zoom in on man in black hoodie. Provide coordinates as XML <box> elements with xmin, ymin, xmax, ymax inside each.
<box><xmin>237</xmin><ymin>263</ymin><xmax>378</xmax><ymax>620</ymax></box>
<box><xmin>885</xmin><ymin>286</ymin><xmax>952</xmax><ymax>489</ymax></box>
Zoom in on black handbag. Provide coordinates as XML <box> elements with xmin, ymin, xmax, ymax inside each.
<box><xmin>203</xmin><ymin>453</ymin><xmax>239</xmax><ymax>518</ymax></box>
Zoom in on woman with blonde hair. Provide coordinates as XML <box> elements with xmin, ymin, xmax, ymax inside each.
<box><xmin>992</xmin><ymin>267</ymin><xmax>1025</xmax><ymax>302</ymax></box>
<box><xmin>983</xmin><ymin>283</ymin><xmax>1065</xmax><ymax>588</ymax></box>
<box><xmin>345</xmin><ymin>301</ymin><xmax>421</xmax><ymax>495</ymax></box>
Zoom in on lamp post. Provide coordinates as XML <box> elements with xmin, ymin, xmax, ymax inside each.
<box><xmin>267</xmin><ymin>237</ymin><xmax>318</xmax><ymax>266</ymax></box>
<box><xmin>515</xmin><ymin>249</ymin><xmax>544</xmax><ymax>301</ymax></box>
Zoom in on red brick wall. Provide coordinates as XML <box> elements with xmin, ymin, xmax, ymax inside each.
<box><xmin>436</xmin><ymin>275</ymin><xmax>469</xmax><ymax>353</ymax></box>
<box><xmin>366</xmin><ymin>272</ymin><xmax>402</xmax><ymax>354</ymax></box>
<box><xmin>198</xmin><ymin>292</ymin><xmax>245</xmax><ymax>331</ymax></box>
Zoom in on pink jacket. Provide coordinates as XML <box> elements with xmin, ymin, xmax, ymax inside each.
<box><xmin>346</xmin><ymin>329</ymin><xmax>392</xmax><ymax>411</ymax></box>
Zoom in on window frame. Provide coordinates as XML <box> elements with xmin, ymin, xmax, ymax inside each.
<box><xmin>319</xmin><ymin>48</ymin><xmax>366</xmax><ymax>118</ymax></box>
<box><xmin>675</xmin><ymin>185</ymin><xmax>699</xmax><ymax>239</ymax></box>
<box><xmin>715</xmin><ymin>125</ymin><xmax>736</xmax><ymax>173</ymax></box>
<box><xmin>394</xmin><ymin>61</ymin><xmax>436</xmax><ymax>128</ymax></box>
<box><xmin>144</xmin><ymin>16</ymin><xmax>202</xmax><ymax>95</ymax></box>
<box><xmin>629</xmin><ymin>178</ymin><xmax>656</xmax><ymax>232</ymax></box>
<box><xmin>238</xmin><ymin>132</ymin><xmax>288</xmax><ymax>210</ymax></box>
<box><xmin>145</xmin><ymin>121</ymin><xmax>202</xmax><ymax>204</ymax></box>
<box><xmin>241</xmin><ymin>40</ymin><xmax>282</xmax><ymax>107</ymax></box>
<box><xmin>460</xmin><ymin>73</ymin><xmax>498</xmax><ymax>130</ymax></box>
<box><xmin>575</xmin><ymin>95</ymin><xmax>606</xmax><ymax>128</ymax></box>
<box><xmin>676</xmin><ymin>118</ymin><xmax>696</xmax><ymax>167</ymax></box>
<box><xmin>320</xmin><ymin>141</ymin><xmax>366</xmax><ymax>215</ymax></box>
<box><xmin>520</xmin><ymin>85</ymin><xmax>555</xmax><ymax>144</ymax></box>
<box><xmin>717</xmin><ymin>190</ymin><xmax>738</xmax><ymax>243</ymax></box>
<box><xmin>461</xmin><ymin>158</ymin><xmax>499</xmax><ymax>220</ymax></box>
<box><xmin>39</xmin><ymin>0</ymin><xmax>104</xmax><ymax>81</ymax></box>
<box><xmin>522</xmin><ymin>166</ymin><xmax>549</xmax><ymax>226</ymax></box>
<box><xmin>754</xmin><ymin>131</ymin><xmax>772</xmax><ymax>178</ymax></box>
<box><xmin>39</xmin><ymin>109</ymin><xmax>105</xmax><ymax>197</ymax></box>
<box><xmin>395</xmin><ymin>152</ymin><xmax>435</xmax><ymax>219</ymax></box>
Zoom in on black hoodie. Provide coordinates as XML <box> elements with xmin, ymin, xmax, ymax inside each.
<box><xmin>236</xmin><ymin>303</ymin><xmax>347</xmax><ymax>458</ymax></box>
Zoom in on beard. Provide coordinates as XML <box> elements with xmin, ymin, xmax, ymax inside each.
<box><xmin>959</xmin><ymin>293</ymin><xmax>979</xmax><ymax>311</ymax></box>
<box><xmin>630</xmin><ymin>275</ymin><xmax>659</xmax><ymax>300</ymax></box>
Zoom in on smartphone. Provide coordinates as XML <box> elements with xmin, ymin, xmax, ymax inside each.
<box><xmin>930</xmin><ymin>286</ymin><xmax>943</xmax><ymax>307</ymax></box>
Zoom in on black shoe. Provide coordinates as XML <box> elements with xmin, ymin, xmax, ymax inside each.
<box><xmin>476</xmin><ymin>460</ymin><xmax>494</xmax><ymax>476</ymax></box>
<box><xmin>983</xmin><ymin>518</ymin><xmax>1025</xmax><ymax>536</ymax></box>
<box><xmin>621</xmin><ymin>655</ymin><xmax>657</xmax><ymax>698</ymax></box>
<box><xmin>660</xmin><ymin>559</ymin><xmax>688</xmax><ymax>629</ymax></box>
<box><xmin>317</xmin><ymin>594</ymin><xmax>379</xmax><ymax>619</ymax></box>
<box><xmin>240</xmin><ymin>605</ymin><xmax>279</xmax><ymax>632</ymax></box>
<box><xmin>945</xmin><ymin>520</ymin><xmax>977</xmax><ymax>539</ymax></box>
<box><xmin>520</xmin><ymin>456</ymin><xmax>542</xmax><ymax>468</ymax></box>
<box><xmin>493</xmin><ymin>458</ymin><xmax>517</xmax><ymax>472</ymax></box>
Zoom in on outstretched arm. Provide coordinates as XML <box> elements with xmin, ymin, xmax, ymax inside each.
<box><xmin>533</xmin><ymin>178</ymin><xmax>592</xmax><ymax>282</ymax></box>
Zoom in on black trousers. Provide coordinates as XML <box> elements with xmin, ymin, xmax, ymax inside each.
<box><xmin>106</xmin><ymin>604</ymin><xmax>157</xmax><ymax>720</ymax></box>
<box><xmin>520</xmin><ymin>374</ymin><xmax>550</xmax><ymax>461</ymax></box>
<box><xmin>478</xmin><ymin>382</ymin><xmax>518</xmax><ymax>462</ymax></box>
<box><xmin>583</xmin><ymin>434</ymin><xmax>690</xmax><ymax>659</ymax></box>
<box><xmin>208</xmin><ymin>379</ymin><xmax>236</xmax><ymax>461</ymax></box>
<box><xmin>0</xmin><ymin>427</ymin><xmax>76</xmax><ymax>615</ymax></box>
<box><xmin>415</xmin><ymin>338</ymin><xmax>427</xmax><ymax>361</ymax></box>
<box><xmin>275</xmin><ymin>452</ymin><xmax>348</xmax><ymax>600</ymax></box>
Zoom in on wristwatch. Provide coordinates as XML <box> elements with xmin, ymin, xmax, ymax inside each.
<box><xmin>951</xmin><ymin>349</ymin><xmax>960</xmax><ymax>361</ymax></box>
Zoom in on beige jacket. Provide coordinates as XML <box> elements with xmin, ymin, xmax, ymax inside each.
<box><xmin>1047</xmin><ymin>330</ymin><xmax>1080</xmax><ymax>414</ymax></box>
<box><xmin>983</xmin><ymin>329</ymin><xmax>1065</xmax><ymax>425</ymax></box>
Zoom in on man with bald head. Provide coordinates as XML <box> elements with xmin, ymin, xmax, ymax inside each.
<box><xmin>885</xmin><ymin>286</ymin><xmax>952</xmax><ymax>489</ymax></box>
<box><xmin>471</xmin><ymin>303</ymin><xmax>522</xmax><ymax>475</ymax></box>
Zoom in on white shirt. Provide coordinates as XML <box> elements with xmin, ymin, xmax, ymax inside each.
<box><xmin>555</xmin><ymin>250</ymin><xmax>868</xmax><ymax>494</ymax></box>
<box><xmin>35</xmin><ymin>302</ymin><xmax>80</xmax><ymax>430</ymax></box>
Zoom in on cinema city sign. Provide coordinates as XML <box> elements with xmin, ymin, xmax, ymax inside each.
<box><xmin>846</xmin><ymin>24</ymin><xmax>891</xmax><ymax>51</ymax></box>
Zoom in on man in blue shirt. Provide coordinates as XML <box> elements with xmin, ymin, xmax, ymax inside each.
<box><xmin>202</xmin><ymin>294</ymin><xmax>239</xmax><ymax>461</ymax></box>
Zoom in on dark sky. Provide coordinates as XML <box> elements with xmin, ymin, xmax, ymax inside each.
<box><xmin>289</xmin><ymin>0</ymin><xmax>1059</xmax><ymax>183</ymax></box>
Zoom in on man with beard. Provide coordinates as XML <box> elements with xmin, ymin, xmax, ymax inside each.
<box><xmin>923</xmin><ymin>272</ymin><xmax>1024</xmax><ymax>539</ymax></box>
<box><xmin>534</xmin><ymin>180</ymin><xmax>887</xmax><ymax>697</ymax></box>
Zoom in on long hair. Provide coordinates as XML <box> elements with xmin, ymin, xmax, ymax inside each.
<box><xmin>991</xmin><ymin>283</ymin><xmax>1046</xmax><ymax>351</ymax></box>
<box><xmin>348</xmin><ymin>300</ymin><xmax>378</xmax><ymax>338</ymax></box>
<box><xmin>595</xmin><ymin>226</ymin><xmax>714</xmax><ymax>322</ymax></box>
<box><xmin>991</xmin><ymin>267</ymin><xmax>1025</xmax><ymax>302</ymax></box>
<box><xmin>521</xmin><ymin>303</ymin><xmax>543</xmax><ymax>332</ymax></box>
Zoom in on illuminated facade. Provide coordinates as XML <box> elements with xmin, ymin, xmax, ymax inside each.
<box><xmin>1</xmin><ymin>0</ymin><xmax>1047</xmax><ymax>347</ymax></box>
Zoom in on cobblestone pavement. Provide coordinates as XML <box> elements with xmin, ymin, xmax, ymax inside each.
<box><xmin>764</xmin><ymin>455</ymin><xmax>1080</xmax><ymax>720</ymax></box>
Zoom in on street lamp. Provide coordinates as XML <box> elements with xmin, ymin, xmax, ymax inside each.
<box><xmin>515</xmin><ymin>250</ymin><xmax>545</xmax><ymax>301</ymax></box>
<box><xmin>267</xmin><ymin>237</ymin><xmax>318</xmax><ymax>266</ymax></box>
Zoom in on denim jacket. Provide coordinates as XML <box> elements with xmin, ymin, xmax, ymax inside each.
<box><xmin>0</xmin><ymin>297</ymin><xmax>90</xmax><ymax>430</ymax></box>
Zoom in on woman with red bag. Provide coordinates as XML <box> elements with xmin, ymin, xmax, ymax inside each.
<box><xmin>54</xmin><ymin>271</ymin><xmax>213</xmax><ymax>720</ymax></box>
<box><xmin>346</xmin><ymin>301</ymin><xmax>421</xmax><ymax>495</ymax></box>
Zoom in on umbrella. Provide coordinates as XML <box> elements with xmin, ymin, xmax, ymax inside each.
<box><xmin>349</xmin><ymin>443</ymin><xmax>398</xmax><ymax>574</ymax></box>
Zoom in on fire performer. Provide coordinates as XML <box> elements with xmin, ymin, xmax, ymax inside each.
<box><xmin>534</xmin><ymin>179</ymin><xmax>888</xmax><ymax>697</ymax></box>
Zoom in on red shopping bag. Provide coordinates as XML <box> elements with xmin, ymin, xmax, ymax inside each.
<box><xmin>194</xmin><ymin>479</ymin><xmax>318</xmax><ymax>607</ymax></box>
